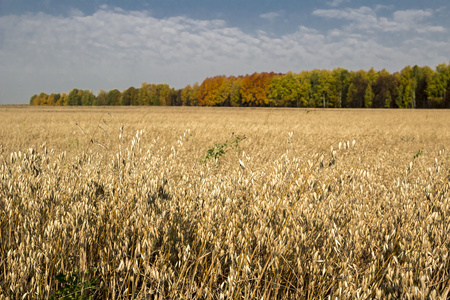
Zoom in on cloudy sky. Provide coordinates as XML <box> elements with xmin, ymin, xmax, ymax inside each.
<box><xmin>0</xmin><ymin>0</ymin><xmax>449</xmax><ymax>104</ymax></box>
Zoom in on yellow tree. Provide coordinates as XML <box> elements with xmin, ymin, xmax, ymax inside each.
<box><xmin>198</xmin><ymin>76</ymin><xmax>225</xmax><ymax>106</ymax></box>
<box><xmin>241</xmin><ymin>72</ymin><xmax>276</xmax><ymax>106</ymax></box>
<box><xmin>181</xmin><ymin>84</ymin><xmax>194</xmax><ymax>106</ymax></box>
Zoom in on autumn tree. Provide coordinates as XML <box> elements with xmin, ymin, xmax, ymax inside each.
<box><xmin>155</xmin><ymin>84</ymin><xmax>172</xmax><ymax>106</ymax></box>
<box><xmin>56</xmin><ymin>93</ymin><xmax>65</xmax><ymax>105</ymax></box>
<box><xmin>136</xmin><ymin>83</ymin><xmax>150</xmax><ymax>105</ymax></box>
<box><xmin>48</xmin><ymin>93</ymin><xmax>59</xmax><ymax>106</ymax></box>
<box><xmin>29</xmin><ymin>94</ymin><xmax>38</xmax><ymax>105</ymax></box>
<box><xmin>181</xmin><ymin>83</ymin><xmax>200</xmax><ymax>106</ymax></box>
<box><xmin>198</xmin><ymin>76</ymin><xmax>226</xmax><ymax>106</ymax></box>
<box><xmin>215</xmin><ymin>76</ymin><xmax>242</xmax><ymax>106</ymax></box>
<box><xmin>240</xmin><ymin>72</ymin><xmax>276</xmax><ymax>106</ymax></box>
<box><xmin>181</xmin><ymin>85</ymin><xmax>192</xmax><ymax>106</ymax></box>
<box><xmin>26</xmin><ymin>62</ymin><xmax>450</xmax><ymax>108</ymax></box>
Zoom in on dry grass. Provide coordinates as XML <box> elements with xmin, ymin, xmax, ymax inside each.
<box><xmin>0</xmin><ymin>106</ymin><xmax>449</xmax><ymax>299</ymax></box>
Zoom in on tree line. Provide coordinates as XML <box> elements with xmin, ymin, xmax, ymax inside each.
<box><xmin>30</xmin><ymin>63</ymin><xmax>450</xmax><ymax>108</ymax></box>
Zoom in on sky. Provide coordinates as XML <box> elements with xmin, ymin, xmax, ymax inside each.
<box><xmin>0</xmin><ymin>0</ymin><xmax>449</xmax><ymax>104</ymax></box>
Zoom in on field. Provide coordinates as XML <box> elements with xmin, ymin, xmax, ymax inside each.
<box><xmin>0</xmin><ymin>106</ymin><xmax>449</xmax><ymax>299</ymax></box>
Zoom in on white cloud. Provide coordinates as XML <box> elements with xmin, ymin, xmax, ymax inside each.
<box><xmin>312</xmin><ymin>7</ymin><xmax>446</xmax><ymax>34</ymax></box>
<box><xmin>0</xmin><ymin>6</ymin><xmax>449</xmax><ymax>104</ymax></box>
<box><xmin>374</xmin><ymin>5</ymin><xmax>394</xmax><ymax>12</ymax></box>
<box><xmin>327</xmin><ymin>0</ymin><xmax>351</xmax><ymax>8</ymax></box>
<box><xmin>259</xmin><ymin>11</ymin><xmax>282</xmax><ymax>22</ymax></box>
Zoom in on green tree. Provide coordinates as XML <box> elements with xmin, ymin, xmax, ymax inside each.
<box><xmin>121</xmin><ymin>87</ymin><xmax>138</xmax><ymax>106</ymax></box>
<box><xmin>228</xmin><ymin>77</ymin><xmax>243</xmax><ymax>107</ymax></box>
<box><xmin>385</xmin><ymin>90</ymin><xmax>392</xmax><ymax>108</ymax></box>
<box><xmin>157</xmin><ymin>84</ymin><xmax>172</xmax><ymax>106</ymax></box>
<box><xmin>396</xmin><ymin>66</ymin><xmax>416</xmax><ymax>108</ymax></box>
<box><xmin>346</xmin><ymin>71</ymin><xmax>369</xmax><ymax>108</ymax></box>
<box><xmin>137</xmin><ymin>82</ymin><xmax>151</xmax><ymax>105</ymax></box>
<box><xmin>81</xmin><ymin>90</ymin><xmax>95</xmax><ymax>106</ymax></box>
<box><xmin>269</xmin><ymin>72</ymin><xmax>299</xmax><ymax>107</ymax></box>
<box><xmin>426</xmin><ymin>63</ymin><xmax>450</xmax><ymax>108</ymax></box>
<box><xmin>29</xmin><ymin>94</ymin><xmax>38</xmax><ymax>105</ymax></box>
<box><xmin>68</xmin><ymin>89</ymin><xmax>81</xmax><ymax>106</ymax></box>
<box><xmin>331</xmin><ymin>68</ymin><xmax>351</xmax><ymax>108</ymax></box>
<box><xmin>48</xmin><ymin>93</ymin><xmax>61</xmax><ymax>106</ymax></box>
<box><xmin>364</xmin><ymin>84</ymin><xmax>374</xmax><ymax>108</ymax></box>
<box><xmin>60</xmin><ymin>93</ymin><xmax>68</xmax><ymax>106</ymax></box>
<box><xmin>414</xmin><ymin>66</ymin><xmax>433</xmax><ymax>108</ymax></box>
<box><xmin>55</xmin><ymin>93</ymin><xmax>65</xmax><ymax>105</ymax></box>
<box><xmin>106</xmin><ymin>89</ymin><xmax>121</xmax><ymax>106</ymax></box>
<box><xmin>148</xmin><ymin>84</ymin><xmax>160</xmax><ymax>105</ymax></box>
<box><xmin>96</xmin><ymin>90</ymin><xmax>107</xmax><ymax>106</ymax></box>
<box><xmin>181</xmin><ymin>84</ymin><xmax>192</xmax><ymax>106</ymax></box>
<box><xmin>171</xmin><ymin>88</ymin><xmax>182</xmax><ymax>106</ymax></box>
<box><xmin>191</xmin><ymin>83</ymin><xmax>200</xmax><ymax>106</ymax></box>
<box><xmin>297</xmin><ymin>71</ymin><xmax>313</xmax><ymax>107</ymax></box>
<box><xmin>366</xmin><ymin>67</ymin><xmax>379</xmax><ymax>85</ymax></box>
<box><xmin>372</xmin><ymin>73</ymin><xmax>399</xmax><ymax>108</ymax></box>
<box><xmin>309</xmin><ymin>69</ymin><xmax>335</xmax><ymax>108</ymax></box>
<box><xmin>181</xmin><ymin>84</ymin><xmax>201</xmax><ymax>106</ymax></box>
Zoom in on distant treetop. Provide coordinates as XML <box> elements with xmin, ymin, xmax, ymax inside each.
<box><xmin>30</xmin><ymin>63</ymin><xmax>450</xmax><ymax>108</ymax></box>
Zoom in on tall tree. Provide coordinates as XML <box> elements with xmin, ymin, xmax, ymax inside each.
<box><xmin>331</xmin><ymin>68</ymin><xmax>351</xmax><ymax>108</ymax></box>
<box><xmin>68</xmin><ymin>89</ymin><xmax>81</xmax><ymax>106</ymax></box>
<box><xmin>396</xmin><ymin>66</ymin><xmax>416</xmax><ymax>108</ymax></box>
<box><xmin>414</xmin><ymin>66</ymin><xmax>433</xmax><ymax>108</ymax></box>
<box><xmin>364</xmin><ymin>84</ymin><xmax>374</xmax><ymax>108</ymax></box>
<box><xmin>181</xmin><ymin>83</ymin><xmax>200</xmax><ymax>106</ymax></box>
<box><xmin>81</xmin><ymin>90</ymin><xmax>95</xmax><ymax>106</ymax></box>
<box><xmin>121</xmin><ymin>87</ymin><xmax>138</xmax><ymax>106</ymax></box>
<box><xmin>96</xmin><ymin>90</ymin><xmax>107</xmax><ymax>106</ymax></box>
<box><xmin>29</xmin><ymin>94</ymin><xmax>38</xmax><ymax>105</ymax></box>
<box><xmin>372</xmin><ymin>72</ymin><xmax>399</xmax><ymax>108</ymax></box>
<box><xmin>240</xmin><ymin>72</ymin><xmax>276</xmax><ymax>106</ymax></box>
<box><xmin>309</xmin><ymin>69</ymin><xmax>336</xmax><ymax>108</ymax></box>
<box><xmin>137</xmin><ymin>82</ymin><xmax>151</xmax><ymax>105</ymax></box>
<box><xmin>106</xmin><ymin>89</ymin><xmax>121</xmax><ymax>106</ymax></box>
<box><xmin>426</xmin><ymin>63</ymin><xmax>450</xmax><ymax>108</ymax></box>
<box><xmin>198</xmin><ymin>76</ymin><xmax>226</xmax><ymax>106</ymax></box>
<box><xmin>60</xmin><ymin>93</ymin><xmax>68</xmax><ymax>106</ymax></box>
<box><xmin>181</xmin><ymin>84</ymin><xmax>193</xmax><ymax>106</ymax></box>
<box><xmin>346</xmin><ymin>71</ymin><xmax>369</xmax><ymax>108</ymax></box>
<box><xmin>269</xmin><ymin>72</ymin><xmax>299</xmax><ymax>107</ymax></box>
<box><xmin>157</xmin><ymin>84</ymin><xmax>172</xmax><ymax>106</ymax></box>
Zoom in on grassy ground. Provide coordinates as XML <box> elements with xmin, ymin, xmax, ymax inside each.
<box><xmin>0</xmin><ymin>106</ymin><xmax>449</xmax><ymax>299</ymax></box>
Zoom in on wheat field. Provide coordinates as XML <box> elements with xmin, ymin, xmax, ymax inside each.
<box><xmin>0</xmin><ymin>106</ymin><xmax>449</xmax><ymax>299</ymax></box>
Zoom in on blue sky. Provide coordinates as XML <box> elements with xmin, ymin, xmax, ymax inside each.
<box><xmin>1</xmin><ymin>0</ymin><xmax>449</xmax><ymax>104</ymax></box>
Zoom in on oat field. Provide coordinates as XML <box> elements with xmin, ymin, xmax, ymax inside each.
<box><xmin>0</xmin><ymin>106</ymin><xmax>449</xmax><ymax>299</ymax></box>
